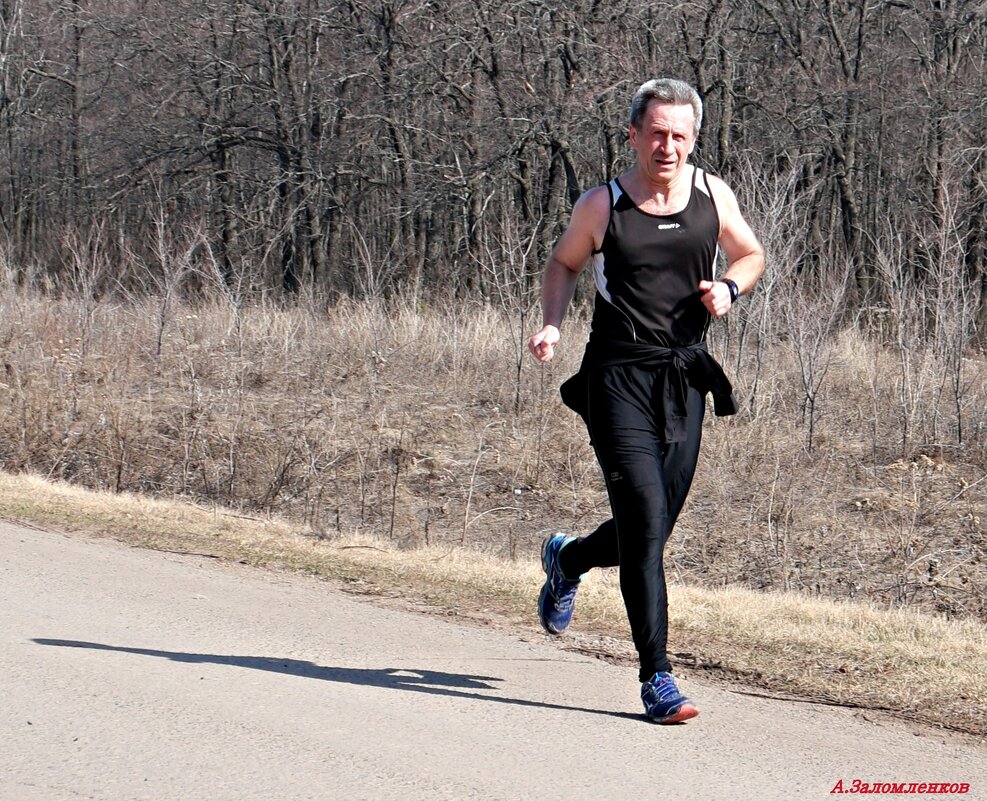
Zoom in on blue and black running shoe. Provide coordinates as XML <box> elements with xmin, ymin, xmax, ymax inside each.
<box><xmin>537</xmin><ymin>534</ymin><xmax>580</xmax><ymax>634</ymax></box>
<box><xmin>641</xmin><ymin>671</ymin><xmax>699</xmax><ymax>724</ymax></box>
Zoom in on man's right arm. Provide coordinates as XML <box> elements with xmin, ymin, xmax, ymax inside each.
<box><xmin>528</xmin><ymin>187</ymin><xmax>609</xmax><ymax>363</ymax></box>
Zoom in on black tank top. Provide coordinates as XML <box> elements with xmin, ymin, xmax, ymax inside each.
<box><xmin>588</xmin><ymin>166</ymin><xmax>720</xmax><ymax>347</ymax></box>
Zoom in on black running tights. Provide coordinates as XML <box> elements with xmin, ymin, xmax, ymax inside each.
<box><xmin>558</xmin><ymin>363</ymin><xmax>705</xmax><ymax>682</ymax></box>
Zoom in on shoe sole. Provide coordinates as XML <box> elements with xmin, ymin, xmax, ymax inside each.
<box><xmin>646</xmin><ymin>703</ymin><xmax>699</xmax><ymax>725</ymax></box>
<box><xmin>537</xmin><ymin>582</ymin><xmax>563</xmax><ymax>634</ymax></box>
<box><xmin>538</xmin><ymin>535</ymin><xmax>567</xmax><ymax>635</ymax></box>
<box><xmin>540</xmin><ymin>535</ymin><xmax>555</xmax><ymax>574</ymax></box>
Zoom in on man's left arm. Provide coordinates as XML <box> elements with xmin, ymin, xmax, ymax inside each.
<box><xmin>698</xmin><ymin>175</ymin><xmax>765</xmax><ymax>318</ymax></box>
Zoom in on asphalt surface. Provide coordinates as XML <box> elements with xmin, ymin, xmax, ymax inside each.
<box><xmin>2</xmin><ymin>520</ymin><xmax>984</xmax><ymax>801</ymax></box>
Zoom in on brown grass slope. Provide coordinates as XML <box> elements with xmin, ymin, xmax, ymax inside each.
<box><xmin>1</xmin><ymin>289</ymin><xmax>985</xmax><ymax>734</ymax></box>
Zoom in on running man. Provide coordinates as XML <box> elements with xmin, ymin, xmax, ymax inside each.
<box><xmin>527</xmin><ymin>78</ymin><xmax>765</xmax><ymax>724</ymax></box>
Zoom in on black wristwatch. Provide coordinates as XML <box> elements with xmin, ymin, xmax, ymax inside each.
<box><xmin>722</xmin><ymin>278</ymin><xmax>740</xmax><ymax>304</ymax></box>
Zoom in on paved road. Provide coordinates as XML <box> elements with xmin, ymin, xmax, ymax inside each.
<box><xmin>2</xmin><ymin>521</ymin><xmax>984</xmax><ymax>801</ymax></box>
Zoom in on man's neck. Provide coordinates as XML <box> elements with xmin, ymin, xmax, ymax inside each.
<box><xmin>622</xmin><ymin>163</ymin><xmax>693</xmax><ymax>213</ymax></box>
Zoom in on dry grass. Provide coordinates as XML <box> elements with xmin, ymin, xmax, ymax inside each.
<box><xmin>2</xmin><ymin>470</ymin><xmax>985</xmax><ymax>736</ymax></box>
<box><xmin>0</xmin><ymin>287</ymin><xmax>984</xmax><ymax>621</ymax></box>
<box><xmin>1</xmin><ymin>286</ymin><xmax>986</xmax><ymax>733</ymax></box>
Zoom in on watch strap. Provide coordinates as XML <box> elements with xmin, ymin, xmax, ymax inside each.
<box><xmin>722</xmin><ymin>278</ymin><xmax>740</xmax><ymax>304</ymax></box>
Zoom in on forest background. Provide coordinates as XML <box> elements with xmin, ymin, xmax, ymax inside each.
<box><xmin>0</xmin><ymin>0</ymin><xmax>985</xmax><ymax>626</ymax></box>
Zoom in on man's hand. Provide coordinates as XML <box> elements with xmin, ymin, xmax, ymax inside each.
<box><xmin>698</xmin><ymin>280</ymin><xmax>732</xmax><ymax>318</ymax></box>
<box><xmin>528</xmin><ymin>325</ymin><xmax>561</xmax><ymax>363</ymax></box>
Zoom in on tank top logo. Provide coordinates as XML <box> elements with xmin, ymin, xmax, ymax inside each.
<box><xmin>657</xmin><ymin>223</ymin><xmax>681</xmax><ymax>230</ymax></box>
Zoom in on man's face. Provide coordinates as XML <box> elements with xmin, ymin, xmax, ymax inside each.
<box><xmin>629</xmin><ymin>101</ymin><xmax>697</xmax><ymax>185</ymax></box>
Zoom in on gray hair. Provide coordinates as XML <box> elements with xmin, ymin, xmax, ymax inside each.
<box><xmin>629</xmin><ymin>78</ymin><xmax>703</xmax><ymax>137</ymax></box>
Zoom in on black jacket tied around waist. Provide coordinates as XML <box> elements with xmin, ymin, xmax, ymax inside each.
<box><xmin>559</xmin><ymin>340</ymin><xmax>738</xmax><ymax>443</ymax></box>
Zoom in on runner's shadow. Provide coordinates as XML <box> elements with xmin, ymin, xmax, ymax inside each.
<box><xmin>33</xmin><ymin>638</ymin><xmax>642</xmax><ymax>721</ymax></box>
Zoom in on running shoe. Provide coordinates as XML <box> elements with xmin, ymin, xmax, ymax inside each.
<box><xmin>537</xmin><ymin>534</ymin><xmax>580</xmax><ymax>634</ymax></box>
<box><xmin>641</xmin><ymin>671</ymin><xmax>699</xmax><ymax>724</ymax></box>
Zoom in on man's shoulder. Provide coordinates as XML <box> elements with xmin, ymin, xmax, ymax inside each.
<box><xmin>581</xmin><ymin>183</ymin><xmax>614</xmax><ymax>204</ymax></box>
<box><xmin>698</xmin><ymin>169</ymin><xmax>737</xmax><ymax>198</ymax></box>
<box><xmin>572</xmin><ymin>184</ymin><xmax>614</xmax><ymax>222</ymax></box>
<box><xmin>696</xmin><ymin>169</ymin><xmax>741</xmax><ymax>215</ymax></box>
